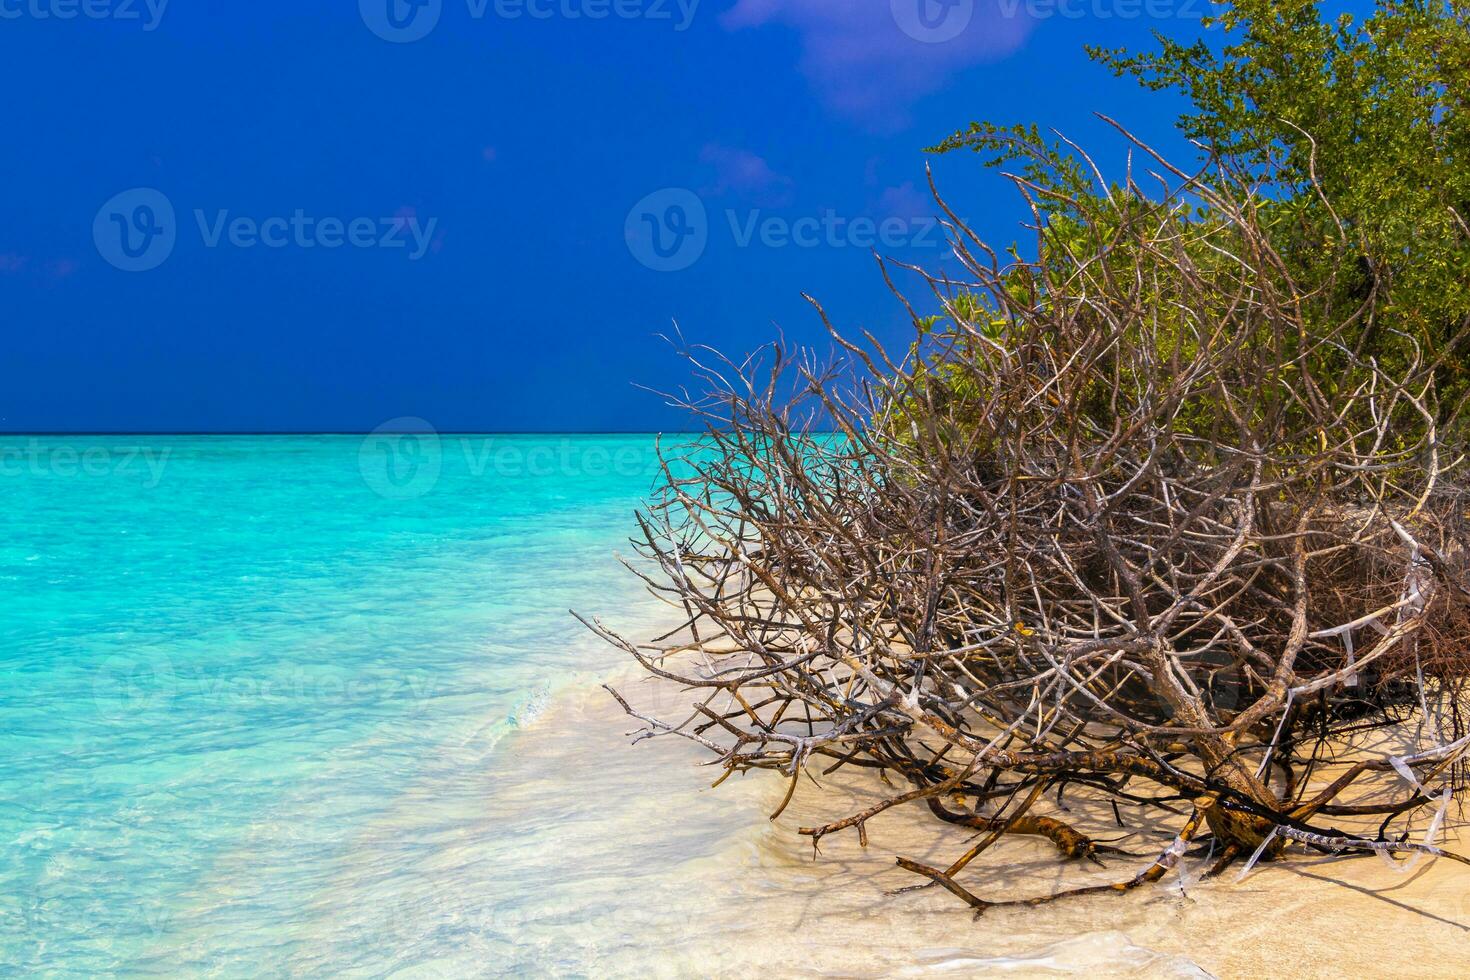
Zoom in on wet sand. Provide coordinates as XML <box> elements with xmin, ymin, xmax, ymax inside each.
<box><xmin>441</xmin><ymin>670</ymin><xmax>1470</xmax><ymax>978</ymax></box>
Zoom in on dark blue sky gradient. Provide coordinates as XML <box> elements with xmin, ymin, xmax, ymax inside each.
<box><xmin>1</xmin><ymin>1</ymin><xmax>1215</xmax><ymax>432</ymax></box>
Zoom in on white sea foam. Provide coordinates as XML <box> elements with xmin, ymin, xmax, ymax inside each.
<box><xmin>506</xmin><ymin>685</ymin><xmax>552</xmax><ymax>729</ymax></box>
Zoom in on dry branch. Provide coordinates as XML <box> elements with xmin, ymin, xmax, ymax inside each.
<box><xmin>588</xmin><ymin>133</ymin><xmax>1470</xmax><ymax>909</ymax></box>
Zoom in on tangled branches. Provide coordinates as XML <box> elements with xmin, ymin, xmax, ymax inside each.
<box><xmin>586</xmin><ymin>128</ymin><xmax>1470</xmax><ymax>910</ymax></box>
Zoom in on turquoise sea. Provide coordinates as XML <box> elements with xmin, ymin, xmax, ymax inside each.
<box><xmin>1</xmin><ymin>433</ymin><xmax>682</xmax><ymax>975</ymax></box>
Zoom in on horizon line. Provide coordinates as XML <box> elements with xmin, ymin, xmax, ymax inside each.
<box><xmin>0</xmin><ymin>430</ymin><xmax>697</xmax><ymax>437</ymax></box>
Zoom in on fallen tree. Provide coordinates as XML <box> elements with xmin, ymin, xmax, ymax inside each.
<box><xmin>585</xmin><ymin>129</ymin><xmax>1470</xmax><ymax>910</ymax></box>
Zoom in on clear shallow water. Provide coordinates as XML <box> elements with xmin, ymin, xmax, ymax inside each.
<box><xmin>0</xmin><ymin>434</ymin><xmax>678</xmax><ymax>975</ymax></box>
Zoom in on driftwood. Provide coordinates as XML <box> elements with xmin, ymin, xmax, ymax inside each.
<box><xmin>585</xmin><ymin>129</ymin><xmax>1470</xmax><ymax>910</ymax></box>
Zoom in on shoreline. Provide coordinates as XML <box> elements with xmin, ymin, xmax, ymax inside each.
<box><xmin>116</xmin><ymin>605</ymin><xmax>1470</xmax><ymax>977</ymax></box>
<box><xmin>486</xmin><ymin>629</ymin><xmax>1470</xmax><ymax>978</ymax></box>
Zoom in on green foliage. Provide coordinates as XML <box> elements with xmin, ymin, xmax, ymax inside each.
<box><xmin>933</xmin><ymin>1</ymin><xmax>1470</xmax><ymax>410</ymax></box>
<box><xmin>1092</xmin><ymin>0</ymin><xmax>1470</xmax><ymax>385</ymax></box>
<box><xmin>927</xmin><ymin>121</ymin><xmax>1096</xmax><ymax>214</ymax></box>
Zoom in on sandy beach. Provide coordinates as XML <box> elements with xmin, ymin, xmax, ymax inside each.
<box><xmin>456</xmin><ymin>665</ymin><xmax>1470</xmax><ymax>978</ymax></box>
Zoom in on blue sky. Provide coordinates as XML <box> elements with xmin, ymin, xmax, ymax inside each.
<box><xmin>1</xmin><ymin>0</ymin><xmax>1216</xmax><ymax>432</ymax></box>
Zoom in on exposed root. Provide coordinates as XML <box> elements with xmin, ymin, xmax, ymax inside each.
<box><xmin>925</xmin><ymin>797</ymin><xmax>1137</xmax><ymax>864</ymax></box>
<box><xmin>896</xmin><ymin>806</ymin><xmax>1207</xmax><ymax>913</ymax></box>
